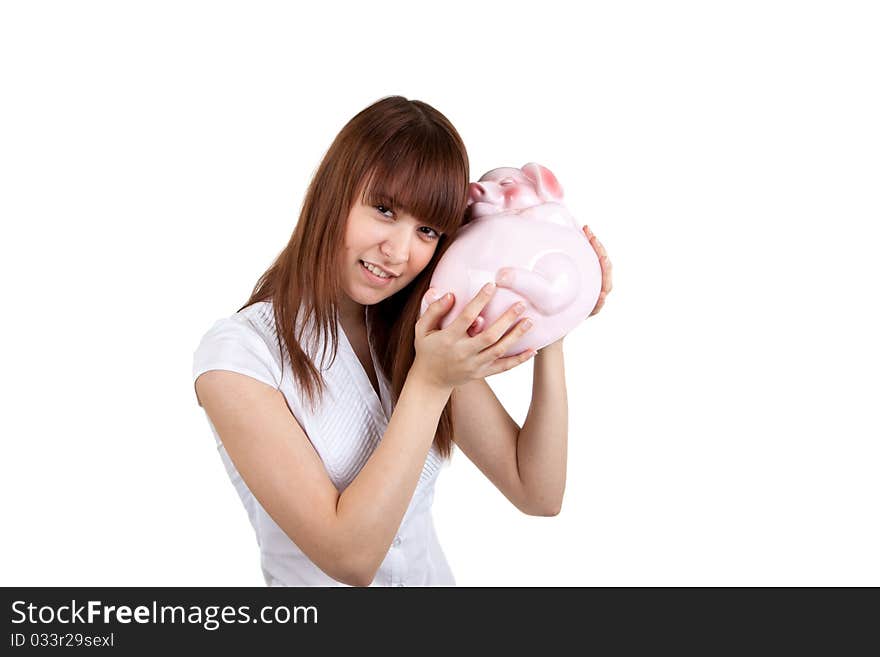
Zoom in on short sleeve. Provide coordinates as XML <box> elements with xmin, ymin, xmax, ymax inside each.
<box><xmin>192</xmin><ymin>315</ymin><xmax>283</xmax><ymax>406</ymax></box>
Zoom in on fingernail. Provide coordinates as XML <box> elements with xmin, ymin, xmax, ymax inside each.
<box><xmin>483</xmin><ymin>282</ymin><xmax>496</xmax><ymax>294</ymax></box>
<box><xmin>522</xmin><ymin>319</ymin><xmax>533</xmax><ymax>330</ymax></box>
<box><xmin>426</xmin><ymin>288</ymin><xmax>438</xmax><ymax>302</ymax></box>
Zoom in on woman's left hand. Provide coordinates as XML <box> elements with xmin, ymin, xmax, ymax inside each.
<box><xmin>583</xmin><ymin>224</ymin><xmax>612</xmax><ymax>317</ymax></box>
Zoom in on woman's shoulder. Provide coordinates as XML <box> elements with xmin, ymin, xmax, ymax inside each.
<box><xmin>193</xmin><ymin>301</ymin><xmax>283</xmax><ymax>385</ymax></box>
<box><xmin>195</xmin><ymin>301</ymin><xmax>273</xmax><ymax>343</ymax></box>
<box><xmin>235</xmin><ymin>299</ymin><xmax>278</xmax><ymax>339</ymax></box>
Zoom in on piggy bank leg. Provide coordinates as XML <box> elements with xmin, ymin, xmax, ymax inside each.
<box><xmin>495</xmin><ymin>253</ymin><xmax>578</xmax><ymax>315</ymax></box>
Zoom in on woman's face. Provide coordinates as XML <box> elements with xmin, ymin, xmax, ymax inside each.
<box><xmin>342</xmin><ymin>196</ymin><xmax>443</xmax><ymax>306</ymax></box>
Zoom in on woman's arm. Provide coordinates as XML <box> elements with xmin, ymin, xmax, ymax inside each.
<box><xmin>516</xmin><ymin>340</ymin><xmax>568</xmax><ymax>515</ymax></box>
<box><xmin>447</xmin><ymin>341</ymin><xmax>568</xmax><ymax>516</ymax></box>
<box><xmin>335</xmin><ymin>371</ymin><xmax>452</xmax><ymax>583</ymax></box>
<box><xmin>196</xmin><ymin>368</ymin><xmax>451</xmax><ymax>588</ymax></box>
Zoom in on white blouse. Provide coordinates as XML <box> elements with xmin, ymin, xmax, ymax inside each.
<box><xmin>192</xmin><ymin>300</ymin><xmax>455</xmax><ymax>586</ymax></box>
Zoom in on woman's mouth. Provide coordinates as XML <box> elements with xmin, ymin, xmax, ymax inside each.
<box><xmin>359</xmin><ymin>259</ymin><xmax>396</xmax><ymax>285</ymax></box>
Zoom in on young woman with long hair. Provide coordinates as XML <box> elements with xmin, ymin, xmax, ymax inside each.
<box><xmin>192</xmin><ymin>95</ymin><xmax>612</xmax><ymax>586</ymax></box>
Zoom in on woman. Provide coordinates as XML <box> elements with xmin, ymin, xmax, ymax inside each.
<box><xmin>192</xmin><ymin>95</ymin><xmax>613</xmax><ymax>587</ymax></box>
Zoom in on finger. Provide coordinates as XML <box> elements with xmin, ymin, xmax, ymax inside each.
<box><xmin>416</xmin><ymin>289</ymin><xmax>453</xmax><ymax>335</ymax></box>
<box><xmin>478</xmin><ymin>314</ymin><xmax>534</xmax><ymax>365</ymax></box>
<box><xmin>601</xmin><ymin>257</ymin><xmax>613</xmax><ymax>294</ymax></box>
<box><xmin>589</xmin><ymin>292</ymin><xmax>606</xmax><ymax>317</ymax></box>
<box><xmin>475</xmin><ymin>299</ymin><xmax>527</xmax><ymax>350</ymax></box>
<box><xmin>483</xmin><ymin>344</ymin><xmax>537</xmax><ymax>376</ymax></box>
<box><xmin>467</xmin><ymin>315</ymin><xmax>486</xmax><ymax>338</ymax></box>
<box><xmin>450</xmin><ymin>282</ymin><xmax>497</xmax><ymax>334</ymax></box>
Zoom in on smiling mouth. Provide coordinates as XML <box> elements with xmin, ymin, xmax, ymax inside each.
<box><xmin>360</xmin><ymin>260</ymin><xmax>399</xmax><ymax>278</ymax></box>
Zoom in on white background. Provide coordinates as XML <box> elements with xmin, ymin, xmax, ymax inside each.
<box><xmin>1</xmin><ymin>1</ymin><xmax>877</xmax><ymax>586</ymax></box>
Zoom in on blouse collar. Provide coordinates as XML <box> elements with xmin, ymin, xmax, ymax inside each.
<box><xmin>336</xmin><ymin>306</ymin><xmax>392</xmax><ymax>423</ymax></box>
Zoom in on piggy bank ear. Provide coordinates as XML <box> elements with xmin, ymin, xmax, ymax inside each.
<box><xmin>521</xmin><ymin>162</ymin><xmax>564</xmax><ymax>201</ymax></box>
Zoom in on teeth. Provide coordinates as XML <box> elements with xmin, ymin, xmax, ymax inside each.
<box><xmin>362</xmin><ymin>260</ymin><xmax>391</xmax><ymax>278</ymax></box>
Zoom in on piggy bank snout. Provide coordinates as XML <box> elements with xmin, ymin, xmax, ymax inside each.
<box><xmin>467</xmin><ymin>183</ymin><xmax>484</xmax><ymax>204</ymax></box>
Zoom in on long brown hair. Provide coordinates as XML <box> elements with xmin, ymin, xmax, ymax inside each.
<box><xmin>238</xmin><ymin>96</ymin><xmax>470</xmax><ymax>460</ymax></box>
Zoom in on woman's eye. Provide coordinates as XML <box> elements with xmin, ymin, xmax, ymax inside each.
<box><xmin>376</xmin><ymin>204</ymin><xmax>439</xmax><ymax>240</ymax></box>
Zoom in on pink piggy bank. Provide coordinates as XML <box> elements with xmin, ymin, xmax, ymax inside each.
<box><xmin>420</xmin><ymin>162</ymin><xmax>602</xmax><ymax>358</ymax></box>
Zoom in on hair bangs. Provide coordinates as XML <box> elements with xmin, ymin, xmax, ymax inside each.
<box><xmin>359</xmin><ymin>133</ymin><xmax>468</xmax><ymax>236</ymax></box>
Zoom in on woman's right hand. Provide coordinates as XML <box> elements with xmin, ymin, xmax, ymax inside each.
<box><xmin>412</xmin><ymin>282</ymin><xmax>536</xmax><ymax>390</ymax></box>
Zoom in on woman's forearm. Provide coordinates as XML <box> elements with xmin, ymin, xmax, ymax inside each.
<box><xmin>516</xmin><ymin>341</ymin><xmax>568</xmax><ymax>515</ymax></box>
<box><xmin>335</xmin><ymin>370</ymin><xmax>452</xmax><ymax>585</ymax></box>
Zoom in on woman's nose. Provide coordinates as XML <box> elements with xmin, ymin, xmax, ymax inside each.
<box><xmin>379</xmin><ymin>242</ymin><xmax>408</xmax><ymax>266</ymax></box>
<box><xmin>383</xmin><ymin>230</ymin><xmax>414</xmax><ymax>262</ymax></box>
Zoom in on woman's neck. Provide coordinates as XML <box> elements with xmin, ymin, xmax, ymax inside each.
<box><xmin>338</xmin><ymin>295</ymin><xmax>367</xmax><ymax>332</ymax></box>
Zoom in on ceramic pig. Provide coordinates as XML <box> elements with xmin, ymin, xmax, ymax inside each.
<box><xmin>420</xmin><ymin>162</ymin><xmax>602</xmax><ymax>358</ymax></box>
